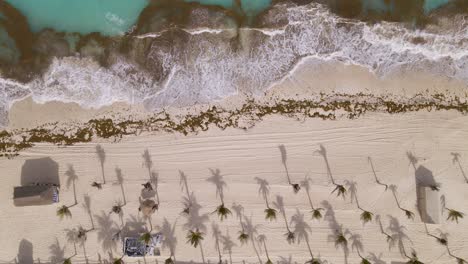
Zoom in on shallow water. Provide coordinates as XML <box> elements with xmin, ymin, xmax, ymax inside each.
<box><xmin>4</xmin><ymin>0</ymin><xmax>148</xmax><ymax>35</ymax></box>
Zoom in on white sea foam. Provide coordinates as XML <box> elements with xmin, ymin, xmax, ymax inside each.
<box><xmin>1</xmin><ymin>2</ymin><xmax>467</xmax><ymax>123</ymax></box>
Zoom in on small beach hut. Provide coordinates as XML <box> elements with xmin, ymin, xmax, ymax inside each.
<box><xmin>13</xmin><ymin>185</ymin><xmax>59</xmax><ymax>207</ymax></box>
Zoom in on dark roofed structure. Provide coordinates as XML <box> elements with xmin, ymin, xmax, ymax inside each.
<box><xmin>13</xmin><ymin>185</ymin><xmax>59</xmax><ymax>207</ymax></box>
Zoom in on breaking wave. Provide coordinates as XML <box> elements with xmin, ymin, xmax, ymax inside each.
<box><xmin>1</xmin><ymin>2</ymin><xmax>467</xmax><ymax>126</ymax></box>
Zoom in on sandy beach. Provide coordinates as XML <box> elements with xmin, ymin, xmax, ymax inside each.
<box><xmin>1</xmin><ymin>106</ymin><xmax>468</xmax><ymax>263</ymax></box>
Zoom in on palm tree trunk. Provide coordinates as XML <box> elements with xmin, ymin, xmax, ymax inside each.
<box><xmin>305</xmin><ymin>237</ymin><xmax>314</xmax><ymax>259</ymax></box>
<box><xmin>305</xmin><ymin>189</ymin><xmax>314</xmax><ymax>210</ymax></box>
<box><xmin>215</xmin><ymin>239</ymin><xmax>222</xmax><ymax>264</ymax></box>
<box><xmin>250</xmin><ymin>236</ymin><xmax>262</xmax><ymax>264</ymax></box>
<box><xmin>456</xmin><ymin>161</ymin><xmax>468</xmax><ymax>183</ymax></box>
<box><xmin>120</xmin><ymin>183</ymin><xmax>126</xmax><ymax>206</ymax></box>
<box><xmin>88</xmin><ymin>212</ymin><xmax>95</xmax><ymax>230</ymax></box>
<box><xmin>264</xmin><ymin>194</ymin><xmax>271</xmax><ymax>209</ymax></box>
<box><xmin>200</xmin><ymin>242</ymin><xmax>206</xmax><ymax>264</ymax></box>
<box><xmin>101</xmin><ymin>164</ymin><xmax>106</xmax><ymax>184</ymax></box>
<box><xmin>283</xmin><ymin>163</ymin><xmax>291</xmax><ymax>185</ymax></box>
<box><xmin>263</xmin><ymin>241</ymin><xmax>270</xmax><ymax>260</ymax></box>
<box><xmin>72</xmin><ymin>181</ymin><xmax>77</xmax><ymax>205</ymax></box>
<box><xmin>323</xmin><ymin>156</ymin><xmax>336</xmax><ymax>185</ymax></box>
<box><xmin>281</xmin><ymin>211</ymin><xmax>290</xmax><ymax>232</ymax></box>
<box><xmin>391</xmin><ymin>190</ymin><xmax>402</xmax><ymax>209</ymax></box>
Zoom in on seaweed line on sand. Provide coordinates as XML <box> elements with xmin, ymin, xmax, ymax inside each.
<box><xmin>1</xmin><ymin>92</ymin><xmax>467</xmax><ymax>157</ymax></box>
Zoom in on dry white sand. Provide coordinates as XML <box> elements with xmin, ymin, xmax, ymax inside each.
<box><xmin>1</xmin><ymin>110</ymin><xmax>468</xmax><ymax>264</ymax></box>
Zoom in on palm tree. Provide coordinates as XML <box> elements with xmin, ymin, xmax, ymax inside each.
<box><xmin>300</xmin><ymin>176</ymin><xmax>324</xmax><ymax>220</ymax></box>
<box><xmin>207</xmin><ymin>168</ymin><xmax>231</xmax><ymax>221</ymax></box>
<box><xmin>111</xmin><ymin>204</ymin><xmax>123</xmax><ymax>215</ymax></box>
<box><xmin>446</xmin><ymin>208</ymin><xmax>464</xmax><ymax>223</ymax></box>
<box><xmin>213</xmin><ymin>204</ymin><xmax>232</xmax><ymax>221</ymax></box>
<box><xmin>91</xmin><ymin>181</ymin><xmax>102</xmax><ymax>190</ymax></box>
<box><xmin>405</xmin><ymin>250</ymin><xmax>423</xmax><ymax>264</ymax></box>
<box><xmin>165</xmin><ymin>258</ymin><xmax>174</xmax><ymax>264</ymax></box>
<box><xmin>273</xmin><ymin>195</ymin><xmax>295</xmax><ymax>244</ymax></box>
<box><xmin>186</xmin><ymin>229</ymin><xmax>205</xmax><ymax>262</ymax></box>
<box><xmin>255</xmin><ymin>177</ymin><xmax>278</xmax><ymax>221</ymax></box>
<box><xmin>279</xmin><ymin>145</ymin><xmax>301</xmax><ymax>193</ymax></box>
<box><xmin>446</xmin><ymin>245</ymin><xmax>467</xmax><ymax>263</ymax></box>
<box><xmin>264</xmin><ymin>208</ymin><xmax>277</xmax><ymax>221</ymax></box>
<box><xmin>139</xmin><ymin>232</ymin><xmax>152</xmax><ymax>245</ymax></box>
<box><xmin>57</xmin><ymin>205</ymin><xmax>72</xmax><ymax>219</ymax></box>
<box><xmin>115</xmin><ymin>167</ymin><xmax>126</xmax><ymax>205</ymax></box>
<box><xmin>65</xmin><ymin>165</ymin><xmax>79</xmax><ymax>205</ymax></box>
<box><xmin>257</xmin><ymin>234</ymin><xmax>272</xmax><ymax>264</ymax></box>
<box><xmin>389</xmin><ymin>185</ymin><xmax>415</xmax><ymax>220</ymax></box>
<box><xmin>332</xmin><ymin>184</ymin><xmax>347</xmax><ymax>198</ymax></box>
<box><xmin>113</xmin><ymin>257</ymin><xmax>124</xmax><ymax>264</ymax></box>
<box><xmin>63</xmin><ymin>258</ymin><xmax>72</xmax><ymax>264</ymax></box>
<box><xmin>334</xmin><ymin>231</ymin><xmax>348</xmax><ymax>248</ymax></box>
<box><xmin>180</xmin><ymin>171</ymin><xmax>192</xmax><ymax>214</ymax></box>
<box><xmin>243</xmin><ymin>216</ymin><xmax>262</xmax><ymax>264</ymax></box>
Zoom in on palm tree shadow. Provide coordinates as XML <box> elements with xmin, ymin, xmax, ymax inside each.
<box><xmin>212</xmin><ymin>222</ymin><xmax>223</xmax><ymax>263</ymax></box>
<box><xmin>243</xmin><ymin>215</ymin><xmax>262</xmax><ymax>264</ymax></box>
<box><xmin>451</xmin><ymin>152</ymin><xmax>468</xmax><ymax>183</ymax></box>
<box><xmin>278</xmin><ymin>145</ymin><xmax>300</xmax><ymax>192</ymax></box>
<box><xmin>183</xmin><ymin>193</ymin><xmax>209</xmax><ymax>233</ymax></box>
<box><xmin>368</xmin><ymin>157</ymin><xmax>388</xmax><ymax>190</ymax></box>
<box><xmin>49</xmin><ymin>238</ymin><xmax>65</xmax><ymax>264</ymax></box>
<box><xmin>161</xmin><ymin>218</ymin><xmax>177</xmax><ymax>261</ymax></box>
<box><xmin>114</xmin><ymin>167</ymin><xmax>126</xmax><ymax>206</ymax></box>
<box><xmin>65</xmin><ymin>165</ymin><xmax>79</xmax><ymax>206</ymax></box>
<box><xmin>386</xmin><ymin>215</ymin><xmax>413</xmax><ymax>258</ymax></box>
<box><xmin>142</xmin><ymin>149</ymin><xmax>153</xmax><ymax>180</ymax></box>
<box><xmin>17</xmin><ymin>239</ymin><xmax>33</xmax><ymax>264</ymax></box>
<box><xmin>321</xmin><ymin>200</ymin><xmax>349</xmax><ymax>263</ymax></box>
<box><xmin>96</xmin><ymin>144</ymin><xmax>106</xmax><ymax>184</ymax></box>
<box><xmin>207</xmin><ymin>168</ymin><xmax>227</xmax><ymax>204</ymax></box>
<box><xmin>220</xmin><ymin>229</ymin><xmax>236</xmax><ymax>264</ymax></box>
<box><xmin>83</xmin><ymin>194</ymin><xmax>95</xmax><ymax>230</ymax></box>
<box><xmin>123</xmin><ymin>215</ymin><xmax>146</xmax><ymax>237</ymax></box>
<box><xmin>94</xmin><ymin>211</ymin><xmax>119</xmax><ymax>253</ymax></box>
<box><xmin>290</xmin><ymin>209</ymin><xmax>315</xmax><ymax>259</ymax></box>
<box><xmin>368</xmin><ymin>253</ymin><xmax>386</xmax><ymax>264</ymax></box>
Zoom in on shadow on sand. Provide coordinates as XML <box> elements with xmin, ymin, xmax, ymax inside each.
<box><xmin>17</xmin><ymin>239</ymin><xmax>33</xmax><ymax>264</ymax></box>
<box><xmin>21</xmin><ymin>157</ymin><xmax>59</xmax><ymax>186</ymax></box>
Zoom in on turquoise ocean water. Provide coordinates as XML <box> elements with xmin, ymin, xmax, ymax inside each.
<box><xmin>4</xmin><ymin>0</ymin><xmax>452</xmax><ymax>36</ymax></box>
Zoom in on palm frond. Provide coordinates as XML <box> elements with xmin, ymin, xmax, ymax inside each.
<box><xmin>213</xmin><ymin>204</ymin><xmax>232</xmax><ymax>221</ymax></box>
<box><xmin>335</xmin><ymin>233</ymin><xmax>347</xmax><ymax>247</ymax></box>
<box><xmin>186</xmin><ymin>229</ymin><xmax>204</xmax><ymax>248</ymax></box>
<box><xmin>291</xmin><ymin>183</ymin><xmax>301</xmax><ymax>193</ymax></box>
<box><xmin>311</xmin><ymin>208</ymin><xmax>324</xmax><ymax>220</ymax></box>
<box><xmin>111</xmin><ymin>205</ymin><xmax>122</xmax><ymax>215</ymax></box>
<box><xmin>63</xmin><ymin>258</ymin><xmax>72</xmax><ymax>264</ymax></box>
<box><xmin>113</xmin><ymin>258</ymin><xmax>124</xmax><ymax>264</ymax></box>
<box><xmin>306</xmin><ymin>258</ymin><xmax>322</xmax><ymax>264</ymax></box>
<box><xmin>165</xmin><ymin>257</ymin><xmax>174</xmax><ymax>264</ymax></box>
<box><xmin>360</xmin><ymin>258</ymin><xmax>371</xmax><ymax>264</ymax></box>
<box><xmin>91</xmin><ymin>182</ymin><xmax>102</xmax><ymax>189</ymax></box>
<box><xmin>360</xmin><ymin>211</ymin><xmax>373</xmax><ymax>224</ymax></box>
<box><xmin>404</xmin><ymin>209</ymin><xmax>415</xmax><ymax>220</ymax></box>
<box><xmin>265</xmin><ymin>207</ymin><xmax>277</xmax><ymax>221</ymax></box>
<box><xmin>285</xmin><ymin>231</ymin><xmax>295</xmax><ymax>244</ymax></box>
<box><xmin>238</xmin><ymin>232</ymin><xmax>249</xmax><ymax>245</ymax></box>
<box><xmin>447</xmin><ymin>209</ymin><xmax>464</xmax><ymax>223</ymax></box>
<box><xmin>456</xmin><ymin>257</ymin><xmax>467</xmax><ymax>264</ymax></box>
<box><xmin>57</xmin><ymin>205</ymin><xmax>72</xmax><ymax>220</ymax></box>
<box><xmin>265</xmin><ymin>259</ymin><xmax>273</xmax><ymax>264</ymax></box>
<box><xmin>139</xmin><ymin>232</ymin><xmax>152</xmax><ymax>245</ymax></box>
<box><xmin>332</xmin><ymin>184</ymin><xmax>347</xmax><ymax>198</ymax></box>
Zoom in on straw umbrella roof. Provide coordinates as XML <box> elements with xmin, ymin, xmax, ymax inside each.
<box><xmin>139</xmin><ymin>199</ymin><xmax>158</xmax><ymax>218</ymax></box>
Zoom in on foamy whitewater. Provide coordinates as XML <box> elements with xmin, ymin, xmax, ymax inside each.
<box><xmin>0</xmin><ymin>2</ymin><xmax>467</xmax><ymax>126</ymax></box>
